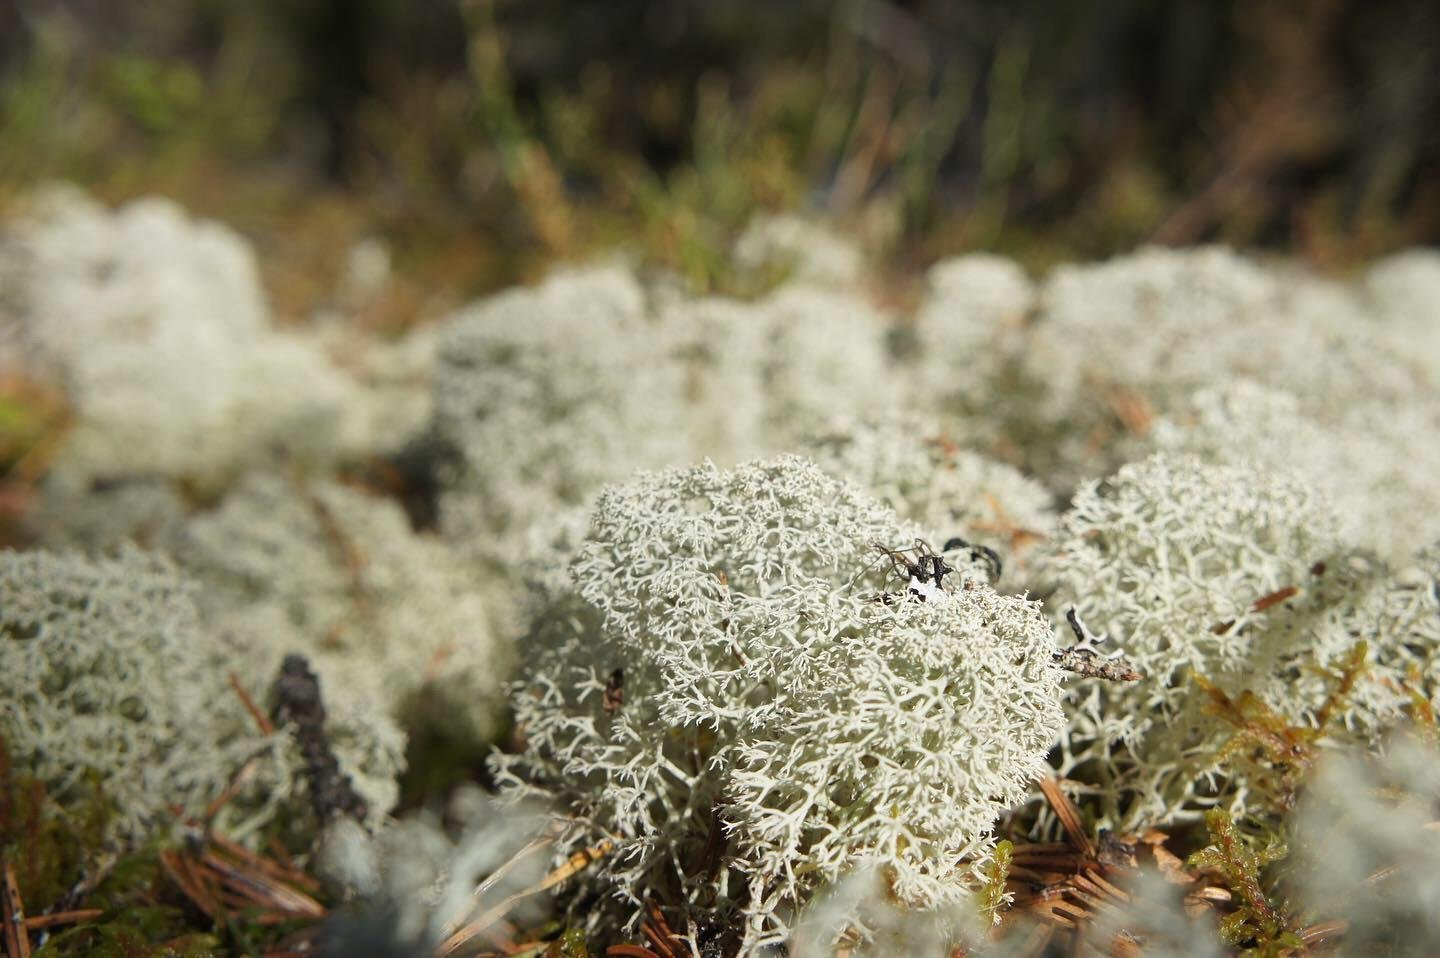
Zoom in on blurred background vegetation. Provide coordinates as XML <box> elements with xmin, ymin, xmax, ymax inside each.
<box><xmin>2</xmin><ymin>0</ymin><xmax>1438</xmax><ymax>320</ymax></box>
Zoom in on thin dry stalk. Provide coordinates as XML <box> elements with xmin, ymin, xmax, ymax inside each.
<box><xmin>2</xmin><ymin>857</ymin><xmax>31</xmax><ymax>958</ymax></box>
<box><xmin>436</xmin><ymin>840</ymin><xmax>615</xmax><ymax>958</ymax></box>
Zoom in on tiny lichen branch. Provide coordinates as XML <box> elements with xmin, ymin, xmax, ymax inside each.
<box><xmin>1054</xmin><ymin>608</ymin><xmax>1143</xmax><ymax>682</ymax></box>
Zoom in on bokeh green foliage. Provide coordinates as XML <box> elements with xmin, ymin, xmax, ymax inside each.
<box><xmin>2</xmin><ymin>0</ymin><xmax>1437</xmax><ymax>302</ymax></box>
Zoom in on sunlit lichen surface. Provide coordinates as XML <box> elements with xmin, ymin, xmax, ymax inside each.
<box><xmin>2</xmin><ymin>184</ymin><xmax>1440</xmax><ymax>957</ymax></box>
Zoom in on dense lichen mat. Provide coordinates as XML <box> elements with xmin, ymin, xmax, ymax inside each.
<box><xmin>2</xmin><ymin>188</ymin><xmax>1439</xmax><ymax>956</ymax></box>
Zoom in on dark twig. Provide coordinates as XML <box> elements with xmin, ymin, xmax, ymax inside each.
<box><xmin>270</xmin><ymin>654</ymin><xmax>368</xmax><ymax>826</ymax></box>
<box><xmin>942</xmin><ymin>536</ymin><xmax>1003</xmax><ymax>581</ymax></box>
<box><xmin>1054</xmin><ymin>609</ymin><xmax>1142</xmax><ymax>682</ymax></box>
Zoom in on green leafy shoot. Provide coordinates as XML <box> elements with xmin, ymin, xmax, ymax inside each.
<box><xmin>1187</xmin><ymin>809</ymin><xmax>1301</xmax><ymax>956</ymax></box>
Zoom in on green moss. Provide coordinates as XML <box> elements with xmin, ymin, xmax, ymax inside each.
<box><xmin>1</xmin><ymin>738</ymin><xmax>113</xmax><ymax>911</ymax></box>
<box><xmin>979</xmin><ymin>839</ymin><xmax>1013</xmax><ymax>928</ymax></box>
<box><xmin>1197</xmin><ymin>640</ymin><xmax>1371</xmax><ymax>815</ymax></box>
<box><xmin>544</xmin><ymin>926</ymin><xmax>592</xmax><ymax>957</ymax></box>
<box><xmin>32</xmin><ymin>912</ymin><xmax>220</xmax><ymax>958</ymax></box>
<box><xmin>1188</xmin><ymin>810</ymin><xmax>1302</xmax><ymax>957</ymax></box>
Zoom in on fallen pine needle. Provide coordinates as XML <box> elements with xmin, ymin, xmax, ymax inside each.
<box><xmin>440</xmin><ymin>833</ymin><xmax>555</xmax><ymax>939</ymax></box>
<box><xmin>229</xmin><ymin>672</ymin><xmax>277</xmax><ymax>736</ymax></box>
<box><xmin>22</xmin><ymin>909</ymin><xmax>103</xmax><ymax>931</ymax></box>
<box><xmin>436</xmin><ymin>840</ymin><xmax>615</xmax><ymax>958</ymax></box>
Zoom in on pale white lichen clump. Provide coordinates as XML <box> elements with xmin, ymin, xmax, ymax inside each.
<box><xmin>910</xmin><ymin>254</ymin><xmax>1035</xmax><ymax>419</ymax></box>
<box><xmin>431</xmin><ymin>264</ymin><xmax>895</xmax><ymax>568</ymax></box>
<box><xmin>1365</xmin><ymin>248</ymin><xmax>1440</xmax><ymax>380</ymax></box>
<box><xmin>1015</xmin><ymin>246</ymin><xmax>1437</xmax><ymax>486</ymax></box>
<box><xmin>1043</xmin><ymin>453</ymin><xmax>1400</xmax><ymax>828</ymax></box>
<box><xmin>731</xmin><ymin>214</ymin><xmax>865</xmax><ymax>288</ymax></box>
<box><xmin>1356</xmin><ymin>543</ymin><xmax>1440</xmax><ymax>706</ymax></box>
<box><xmin>495</xmin><ymin>456</ymin><xmax>1064</xmax><ymax>952</ymax></box>
<box><xmin>1151</xmin><ymin>379</ymin><xmax>1440</xmax><ymax>560</ymax></box>
<box><xmin>0</xmin><ymin>186</ymin><xmax>359</xmax><ymax>486</ymax></box>
<box><xmin>789</xmin><ymin>866</ymin><xmax>985</xmax><ymax>958</ymax></box>
<box><xmin>0</xmin><ymin>547</ymin><xmax>237</xmax><ymax>840</ymax></box>
<box><xmin>800</xmin><ymin>413</ymin><xmax>1054</xmax><ymax>587</ymax></box>
<box><xmin>173</xmin><ymin>473</ymin><xmax>508</xmax><ymax>748</ymax></box>
<box><xmin>318</xmin><ymin>786</ymin><xmax>551</xmax><ymax>957</ymax></box>
<box><xmin>0</xmin><ymin>544</ymin><xmax>407</xmax><ymax>844</ymax></box>
<box><xmin>750</xmin><ymin>285</ymin><xmax>896</xmax><ymax>433</ymax></box>
<box><xmin>433</xmin><ymin>265</ymin><xmax>689</xmax><ymax>554</ymax></box>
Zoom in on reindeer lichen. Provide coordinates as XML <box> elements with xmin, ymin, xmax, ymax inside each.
<box><xmin>495</xmin><ymin>456</ymin><xmax>1064</xmax><ymax>953</ymax></box>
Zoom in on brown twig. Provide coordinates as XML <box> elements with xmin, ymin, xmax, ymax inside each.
<box><xmin>290</xmin><ymin>472</ymin><xmax>372</xmax><ymax>643</ymax></box>
<box><xmin>1000</xmin><ymin>779</ymin><xmax>1230</xmax><ymax>953</ymax></box>
<box><xmin>1038</xmin><ymin>777</ymin><xmax>1095</xmax><ymax>859</ymax></box>
<box><xmin>203</xmin><ymin>756</ymin><xmax>262</xmax><ymax>823</ymax></box>
<box><xmin>1298</xmin><ymin>918</ymin><xmax>1348</xmax><ymax>946</ymax></box>
<box><xmin>966</xmin><ymin>491</ymin><xmax>1048</xmax><ymax>554</ymax></box>
<box><xmin>1056</xmin><ymin>609</ymin><xmax>1143</xmax><ymax>682</ymax></box>
<box><xmin>1250</xmin><ymin>585</ymin><xmax>1299</xmax><ymax>613</ymax></box>
<box><xmin>2</xmin><ymin>857</ymin><xmax>31</xmax><ymax>958</ymax></box>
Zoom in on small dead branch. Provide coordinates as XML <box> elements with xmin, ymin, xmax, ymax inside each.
<box><xmin>1037</xmin><ymin>776</ymin><xmax>1095</xmax><ymax>859</ymax></box>
<box><xmin>638</xmin><ymin>901</ymin><xmax>687</xmax><ymax>958</ymax></box>
<box><xmin>21</xmin><ymin>909</ymin><xmax>103</xmax><ymax>931</ymax></box>
<box><xmin>1249</xmin><ymin>585</ymin><xmax>1299</xmax><ymax>613</ymax></box>
<box><xmin>1054</xmin><ymin>610</ymin><xmax>1142</xmax><ymax>682</ymax></box>
<box><xmin>1298</xmin><ymin>918</ymin><xmax>1348</xmax><ymax>947</ymax></box>
<box><xmin>203</xmin><ymin>756</ymin><xmax>262</xmax><ymax>825</ymax></box>
<box><xmin>1104</xmin><ymin>385</ymin><xmax>1155</xmax><ymax>437</ymax></box>
<box><xmin>438</xmin><ymin>832</ymin><xmax>555</xmax><ymax>942</ymax></box>
<box><xmin>290</xmin><ymin>471</ymin><xmax>373</xmax><ymax>645</ymax></box>
<box><xmin>603</xmin><ymin>668</ymin><xmax>625</xmax><ymax>715</ymax></box>
<box><xmin>38</xmin><ymin>855</ymin><xmax>114</xmax><ymax>933</ymax></box>
<box><xmin>970</xmin><ymin>491</ymin><xmax>1048</xmax><ymax>553</ymax></box>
